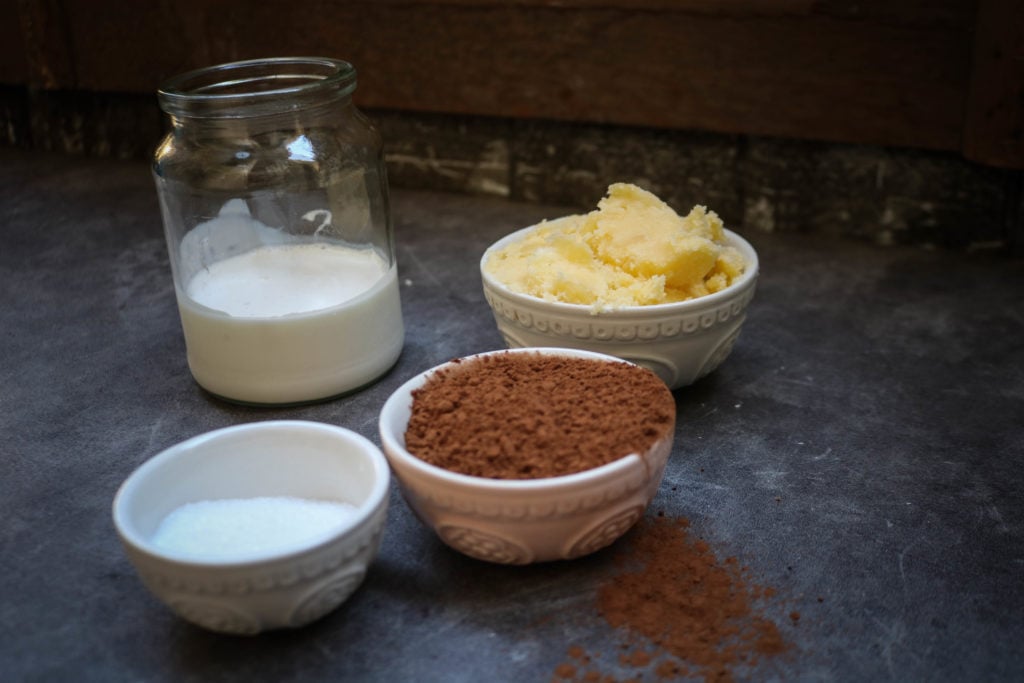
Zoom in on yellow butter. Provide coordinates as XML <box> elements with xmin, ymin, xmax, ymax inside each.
<box><xmin>485</xmin><ymin>183</ymin><xmax>745</xmax><ymax>309</ymax></box>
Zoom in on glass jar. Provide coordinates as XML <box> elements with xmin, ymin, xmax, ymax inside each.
<box><xmin>153</xmin><ymin>57</ymin><xmax>403</xmax><ymax>405</ymax></box>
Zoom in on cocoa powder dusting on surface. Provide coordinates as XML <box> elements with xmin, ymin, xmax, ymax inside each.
<box><xmin>405</xmin><ymin>352</ymin><xmax>675</xmax><ymax>479</ymax></box>
<box><xmin>553</xmin><ymin>516</ymin><xmax>790</xmax><ymax>682</ymax></box>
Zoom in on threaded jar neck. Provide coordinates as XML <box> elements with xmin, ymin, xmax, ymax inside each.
<box><xmin>157</xmin><ymin>57</ymin><xmax>357</xmax><ymax>120</ymax></box>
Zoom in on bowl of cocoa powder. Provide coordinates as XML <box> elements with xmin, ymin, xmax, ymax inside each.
<box><xmin>378</xmin><ymin>348</ymin><xmax>676</xmax><ymax>565</ymax></box>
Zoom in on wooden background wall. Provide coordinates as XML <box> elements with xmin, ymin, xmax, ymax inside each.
<box><xmin>1</xmin><ymin>0</ymin><xmax>1022</xmax><ymax>252</ymax></box>
<box><xmin>2</xmin><ymin>0</ymin><xmax>1021</xmax><ymax>168</ymax></box>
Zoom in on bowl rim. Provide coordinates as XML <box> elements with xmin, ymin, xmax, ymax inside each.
<box><xmin>378</xmin><ymin>347</ymin><xmax>670</xmax><ymax>493</ymax></box>
<box><xmin>112</xmin><ymin>420</ymin><xmax>390</xmax><ymax>568</ymax></box>
<box><xmin>479</xmin><ymin>223</ymin><xmax>759</xmax><ymax>316</ymax></box>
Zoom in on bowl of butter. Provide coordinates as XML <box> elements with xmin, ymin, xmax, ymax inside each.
<box><xmin>480</xmin><ymin>183</ymin><xmax>758</xmax><ymax>389</ymax></box>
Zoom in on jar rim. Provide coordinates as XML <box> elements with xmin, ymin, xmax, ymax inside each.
<box><xmin>158</xmin><ymin>57</ymin><xmax>357</xmax><ymax>118</ymax></box>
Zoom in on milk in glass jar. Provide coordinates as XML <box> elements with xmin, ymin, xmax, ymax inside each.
<box><xmin>153</xmin><ymin>58</ymin><xmax>403</xmax><ymax>405</ymax></box>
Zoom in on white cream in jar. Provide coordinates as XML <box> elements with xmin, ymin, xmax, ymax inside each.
<box><xmin>174</xmin><ymin>206</ymin><xmax>403</xmax><ymax>404</ymax></box>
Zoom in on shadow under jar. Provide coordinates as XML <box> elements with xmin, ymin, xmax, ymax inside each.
<box><xmin>153</xmin><ymin>57</ymin><xmax>403</xmax><ymax>406</ymax></box>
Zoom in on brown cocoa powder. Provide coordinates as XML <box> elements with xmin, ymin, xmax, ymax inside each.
<box><xmin>405</xmin><ymin>352</ymin><xmax>675</xmax><ymax>479</ymax></box>
<box><xmin>555</xmin><ymin>516</ymin><xmax>789</xmax><ymax>683</ymax></box>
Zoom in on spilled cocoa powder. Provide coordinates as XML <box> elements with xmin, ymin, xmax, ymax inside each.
<box><xmin>405</xmin><ymin>352</ymin><xmax>675</xmax><ymax>479</ymax></box>
<box><xmin>555</xmin><ymin>515</ymin><xmax>789</xmax><ymax>683</ymax></box>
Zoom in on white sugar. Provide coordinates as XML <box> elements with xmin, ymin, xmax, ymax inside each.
<box><xmin>152</xmin><ymin>496</ymin><xmax>359</xmax><ymax>560</ymax></box>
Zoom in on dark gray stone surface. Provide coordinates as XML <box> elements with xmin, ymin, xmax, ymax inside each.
<box><xmin>1</xmin><ymin>149</ymin><xmax>1022</xmax><ymax>682</ymax></box>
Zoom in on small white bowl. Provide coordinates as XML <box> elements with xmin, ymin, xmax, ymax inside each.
<box><xmin>378</xmin><ymin>348</ymin><xmax>674</xmax><ymax>565</ymax></box>
<box><xmin>480</xmin><ymin>225</ymin><xmax>759</xmax><ymax>389</ymax></box>
<box><xmin>112</xmin><ymin>420</ymin><xmax>389</xmax><ymax>635</ymax></box>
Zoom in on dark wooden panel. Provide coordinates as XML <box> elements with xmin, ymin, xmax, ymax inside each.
<box><xmin>14</xmin><ymin>0</ymin><xmax>75</xmax><ymax>87</ymax></box>
<box><xmin>6</xmin><ymin>1</ymin><xmax>1022</xmax><ymax>166</ymax></box>
<box><xmin>48</xmin><ymin>0</ymin><xmax>973</xmax><ymax>155</ymax></box>
<box><xmin>0</xmin><ymin>0</ymin><xmax>30</xmax><ymax>84</ymax></box>
<box><xmin>963</xmin><ymin>0</ymin><xmax>1024</xmax><ymax>169</ymax></box>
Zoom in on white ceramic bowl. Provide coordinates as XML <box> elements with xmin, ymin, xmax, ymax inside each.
<box><xmin>112</xmin><ymin>420</ymin><xmax>389</xmax><ymax>635</ymax></box>
<box><xmin>480</xmin><ymin>225</ymin><xmax>759</xmax><ymax>389</ymax></box>
<box><xmin>378</xmin><ymin>348</ymin><xmax>674</xmax><ymax>565</ymax></box>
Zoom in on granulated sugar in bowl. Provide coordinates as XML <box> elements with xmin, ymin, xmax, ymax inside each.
<box><xmin>113</xmin><ymin>421</ymin><xmax>390</xmax><ymax>635</ymax></box>
<box><xmin>378</xmin><ymin>348</ymin><xmax>676</xmax><ymax>564</ymax></box>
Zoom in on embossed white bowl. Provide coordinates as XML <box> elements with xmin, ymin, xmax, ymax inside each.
<box><xmin>480</xmin><ymin>225</ymin><xmax>758</xmax><ymax>389</ymax></box>
<box><xmin>378</xmin><ymin>348</ymin><xmax>674</xmax><ymax>565</ymax></box>
<box><xmin>112</xmin><ymin>420</ymin><xmax>389</xmax><ymax>635</ymax></box>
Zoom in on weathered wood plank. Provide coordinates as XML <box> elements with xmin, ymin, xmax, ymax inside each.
<box><xmin>4</xmin><ymin>1</ymin><xmax>1020</xmax><ymax>167</ymax></box>
<box><xmin>15</xmin><ymin>0</ymin><xmax>75</xmax><ymax>88</ymax></box>
<box><xmin>0</xmin><ymin>0</ymin><xmax>30</xmax><ymax>84</ymax></box>
<box><xmin>49</xmin><ymin>0</ymin><xmax>973</xmax><ymax>154</ymax></box>
<box><xmin>963</xmin><ymin>0</ymin><xmax>1024</xmax><ymax>168</ymax></box>
<box><xmin>26</xmin><ymin>89</ymin><xmax>162</xmax><ymax>159</ymax></box>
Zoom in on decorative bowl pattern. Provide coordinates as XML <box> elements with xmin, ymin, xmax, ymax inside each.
<box><xmin>113</xmin><ymin>421</ymin><xmax>390</xmax><ymax>634</ymax></box>
<box><xmin>378</xmin><ymin>348</ymin><xmax>674</xmax><ymax>565</ymax></box>
<box><xmin>480</xmin><ymin>227</ymin><xmax>759</xmax><ymax>389</ymax></box>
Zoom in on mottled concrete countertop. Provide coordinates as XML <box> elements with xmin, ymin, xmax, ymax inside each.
<box><xmin>2</xmin><ymin>150</ymin><xmax>1022</xmax><ymax>682</ymax></box>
